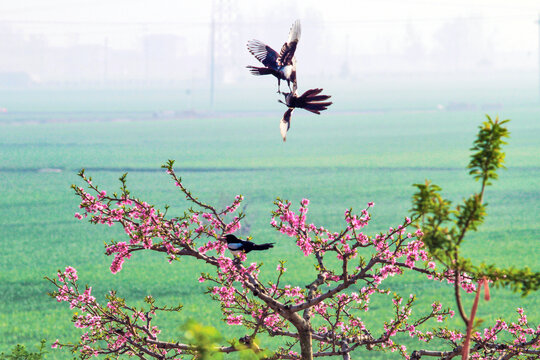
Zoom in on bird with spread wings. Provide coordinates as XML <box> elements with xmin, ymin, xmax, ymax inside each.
<box><xmin>246</xmin><ymin>20</ymin><xmax>301</xmax><ymax>93</ymax></box>
<box><xmin>278</xmin><ymin>88</ymin><xmax>333</xmax><ymax>142</ymax></box>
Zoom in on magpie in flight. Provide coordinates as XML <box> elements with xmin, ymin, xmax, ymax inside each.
<box><xmin>278</xmin><ymin>88</ymin><xmax>333</xmax><ymax>141</ymax></box>
<box><xmin>220</xmin><ymin>234</ymin><xmax>274</xmax><ymax>256</ymax></box>
<box><xmin>246</xmin><ymin>19</ymin><xmax>301</xmax><ymax>93</ymax></box>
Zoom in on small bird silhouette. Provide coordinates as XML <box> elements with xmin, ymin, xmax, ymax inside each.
<box><xmin>246</xmin><ymin>20</ymin><xmax>301</xmax><ymax>93</ymax></box>
<box><xmin>220</xmin><ymin>234</ymin><xmax>274</xmax><ymax>256</ymax></box>
<box><xmin>278</xmin><ymin>88</ymin><xmax>332</xmax><ymax>141</ymax></box>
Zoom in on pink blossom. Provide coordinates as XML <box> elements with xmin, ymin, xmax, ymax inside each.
<box><xmin>64</xmin><ymin>266</ymin><xmax>78</xmax><ymax>281</ymax></box>
<box><xmin>263</xmin><ymin>313</ymin><xmax>282</xmax><ymax>330</ymax></box>
<box><xmin>226</xmin><ymin>315</ymin><xmax>243</xmax><ymax>325</ymax></box>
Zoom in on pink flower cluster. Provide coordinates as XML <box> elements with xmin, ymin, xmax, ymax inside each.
<box><xmin>271</xmin><ymin>199</ymin><xmax>433</xmax><ymax>278</ymax></box>
<box><xmin>50</xmin><ymin>265</ymin><xmax>179</xmax><ymax>358</ymax></box>
<box><xmin>226</xmin><ymin>315</ymin><xmax>243</xmax><ymax>325</ymax></box>
<box><xmin>51</xmin><ymin>267</ymin><xmax>106</xmax><ymax>355</ymax></box>
<box><xmin>54</xmin><ymin>267</ymin><xmax>97</xmax><ymax>310</ymax></box>
<box><xmin>221</xmin><ymin>195</ymin><xmax>244</xmax><ymax>215</ymax></box>
<box><xmin>263</xmin><ymin>313</ymin><xmax>282</xmax><ymax>330</ymax></box>
<box><xmin>198</xmin><ymin>239</ymin><xmax>227</xmax><ymax>256</ymax></box>
<box><xmin>474</xmin><ymin>309</ymin><xmax>540</xmax><ymax>346</ymax></box>
<box><xmin>106</xmin><ymin>242</ymin><xmax>131</xmax><ymax>274</ymax></box>
<box><xmin>432</xmin><ymin>308</ymin><xmax>540</xmax><ymax>355</ymax></box>
<box><xmin>207</xmin><ymin>255</ymin><xmax>270</xmax><ymax>325</ymax></box>
<box><xmin>426</xmin><ymin>269</ymin><xmax>478</xmax><ymax>293</ymax></box>
<box><xmin>212</xmin><ymin>286</ymin><xmax>236</xmax><ymax>307</ymax></box>
<box><xmin>251</xmin><ymin>309</ymin><xmax>284</xmax><ymax>332</ymax></box>
<box><xmin>57</xmin><ymin>266</ymin><xmax>78</xmax><ymax>282</ymax></box>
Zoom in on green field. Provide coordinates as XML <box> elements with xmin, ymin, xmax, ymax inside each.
<box><xmin>0</xmin><ymin>85</ymin><xmax>539</xmax><ymax>359</ymax></box>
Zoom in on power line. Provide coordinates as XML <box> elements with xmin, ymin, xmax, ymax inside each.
<box><xmin>0</xmin><ymin>14</ymin><xmax>534</xmax><ymax>27</ymax></box>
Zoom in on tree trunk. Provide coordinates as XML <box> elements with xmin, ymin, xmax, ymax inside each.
<box><xmin>341</xmin><ymin>342</ymin><xmax>350</xmax><ymax>360</ymax></box>
<box><xmin>298</xmin><ymin>327</ymin><xmax>313</xmax><ymax>360</ymax></box>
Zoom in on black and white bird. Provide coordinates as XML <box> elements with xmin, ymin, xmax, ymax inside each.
<box><xmin>220</xmin><ymin>234</ymin><xmax>274</xmax><ymax>256</ymax></box>
<box><xmin>246</xmin><ymin>20</ymin><xmax>301</xmax><ymax>93</ymax></box>
<box><xmin>278</xmin><ymin>88</ymin><xmax>333</xmax><ymax>141</ymax></box>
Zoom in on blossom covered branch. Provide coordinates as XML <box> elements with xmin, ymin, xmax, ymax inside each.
<box><xmin>48</xmin><ymin>160</ymin><xmax>539</xmax><ymax>359</ymax></box>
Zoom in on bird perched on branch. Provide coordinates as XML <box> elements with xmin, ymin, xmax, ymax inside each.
<box><xmin>220</xmin><ymin>234</ymin><xmax>274</xmax><ymax>256</ymax></box>
<box><xmin>278</xmin><ymin>88</ymin><xmax>333</xmax><ymax>141</ymax></box>
<box><xmin>246</xmin><ymin>19</ymin><xmax>301</xmax><ymax>93</ymax></box>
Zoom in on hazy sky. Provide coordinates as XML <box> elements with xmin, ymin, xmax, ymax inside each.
<box><xmin>1</xmin><ymin>0</ymin><xmax>539</xmax><ymax>83</ymax></box>
<box><xmin>1</xmin><ymin>0</ymin><xmax>539</xmax><ymax>52</ymax></box>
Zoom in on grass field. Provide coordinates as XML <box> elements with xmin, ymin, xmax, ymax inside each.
<box><xmin>0</xmin><ymin>84</ymin><xmax>539</xmax><ymax>359</ymax></box>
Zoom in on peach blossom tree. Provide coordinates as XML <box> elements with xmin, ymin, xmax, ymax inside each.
<box><xmin>48</xmin><ymin>116</ymin><xmax>539</xmax><ymax>360</ymax></box>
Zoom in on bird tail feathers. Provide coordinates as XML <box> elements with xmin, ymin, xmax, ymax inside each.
<box><xmin>307</xmin><ymin>94</ymin><xmax>331</xmax><ymax>102</ymax></box>
<box><xmin>252</xmin><ymin>243</ymin><xmax>274</xmax><ymax>251</ymax></box>
<box><xmin>300</xmin><ymin>88</ymin><xmax>333</xmax><ymax>114</ymax></box>
<box><xmin>246</xmin><ymin>66</ymin><xmax>273</xmax><ymax>76</ymax></box>
<box><xmin>300</xmin><ymin>88</ymin><xmax>323</xmax><ymax>98</ymax></box>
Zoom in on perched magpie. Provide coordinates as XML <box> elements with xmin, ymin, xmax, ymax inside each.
<box><xmin>220</xmin><ymin>234</ymin><xmax>274</xmax><ymax>256</ymax></box>
<box><xmin>246</xmin><ymin>19</ymin><xmax>301</xmax><ymax>93</ymax></box>
<box><xmin>278</xmin><ymin>88</ymin><xmax>333</xmax><ymax>141</ymax></box>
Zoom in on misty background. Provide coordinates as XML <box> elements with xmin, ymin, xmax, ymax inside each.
<box><xmin>1</xmin><ymin>0</ymin><xmax>540</xmax><ymax>113</ymax></box>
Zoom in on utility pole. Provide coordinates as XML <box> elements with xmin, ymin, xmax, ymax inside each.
<box><xmin>209</xmin><ymin>1</ymin><xmax>215</xmax><ymax>108</ymax></box>
<box><xmin>143</xmin><ymin>26</ymin><xmax>149</xmax><ymax>87</ymax></box>
<box><xmin>103</xmin><ymin>37</ymin><xmax>108</xmax><ymax>85</ymax></box>
<box><xmin>209</xmin><ymin>0</ymin><xmax>237</xmax><ymax>108</ymax></box>
<box><xmin>537</xmin><ymin>14</ymin><xmax>540</xmax><ymax>102</ymax></box>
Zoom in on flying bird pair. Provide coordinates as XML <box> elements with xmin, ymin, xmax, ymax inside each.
<box><xmin>231</xmin><ymin>21</ymin><xmax>330</xmax><ymax>260</ymax></box>
<box><xmin>246</xmin><ymin>20</ymin><xmax>333</xmax><ymax>141</ymax></box>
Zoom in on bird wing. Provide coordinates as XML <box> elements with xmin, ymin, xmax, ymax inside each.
<box><xmin>278</xmin><ymin>42</ymin><xmax>298</xmax><ymax>66</ymax></box>
<box><xmin>287</xmin><ymin>20</ymin><xmax>302</xmax><ymax>44</ymax></box>
<box><xmin>227</xmin><ymin>242</ymin><xmax>243</xmax><ymax>250</ymax></box>
<box><xmin>278</xmin><ymin>20</ymin><xmax>301</xmax><ymax>66</ymax></box>
<box><xmin>247</xmin><ymin>40</ymin><xmax>279</xmax><ymax>69</ymax></box>
<box><xmin>280</xmin><ymin>108</ymin><xmax>294</xmax><ymax>142</ymax></box>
